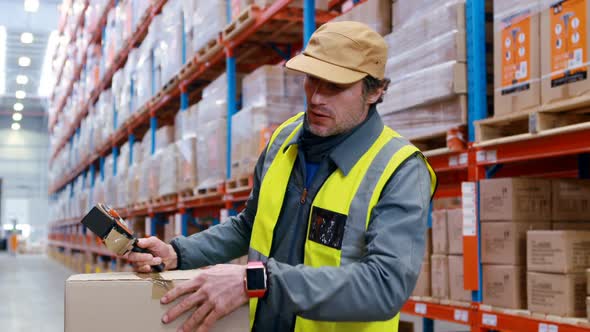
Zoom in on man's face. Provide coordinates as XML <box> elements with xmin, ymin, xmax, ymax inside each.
<box><xmin>304</xmin><ymin>75</ymin><xmax>368</xmax><ymax>137</ymax></box>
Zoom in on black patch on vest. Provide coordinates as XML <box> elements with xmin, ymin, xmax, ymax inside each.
<box><xmin>308</xmin><ymin>207</ymin><xmax>347</xmax><ymax>250</ymax></box>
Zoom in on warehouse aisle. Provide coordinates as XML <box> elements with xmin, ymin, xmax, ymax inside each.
<box><xmin>0</xmin><ymin>253</ymin><xmax>73</xmax><ymax>331</ymax></box>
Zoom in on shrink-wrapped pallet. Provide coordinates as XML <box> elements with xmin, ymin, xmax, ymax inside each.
<box><xmin>176</xmin><ymin>136</ymin><xmax>198</xmax><ymax>191</ymax></box>
<box><xmin>332</xmin><ymin>0</ymin><xmax>391</xmax><ymax>36</ymax></box>
<box><xmin>196</xmin><ymin>119</ymin><xmax>227</xmax><ymax>189</ymax></box>
<box><xmin>242</xmin><ymin>65</ymin><xmax>305</xmax><ymax>109</ymax></box>
<box><xmin>158</xmin><ymin>144</ymin><xmax>179</xmax><ymax>197</ymax></box>
<box><xmin>191</xmin><ymin>1</ymin><xmax>227</xmax><ymax>53</ymax></box>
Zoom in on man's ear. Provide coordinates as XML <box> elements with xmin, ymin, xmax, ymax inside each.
<box><xmin>365</xmin><ymin>87</ymin><xmax>384</xmax><ymax>105</ymax></box>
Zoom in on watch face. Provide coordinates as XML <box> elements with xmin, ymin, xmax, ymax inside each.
<box><xmin>246</xmin><ymin>268</ymin><xmax>266</xmax><ymax>290</ymax></box>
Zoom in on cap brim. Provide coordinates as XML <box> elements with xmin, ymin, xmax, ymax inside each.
<box><xmin>285</xmin><ymin>54</ymin><xmax>367</xmax><ymax>84</ymax></box>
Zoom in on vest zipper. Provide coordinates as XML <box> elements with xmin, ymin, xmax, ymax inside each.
<box><xmin>300</xmin><ymin>188</ymin><xmax>308</xmax><ymax>204</ymax></box>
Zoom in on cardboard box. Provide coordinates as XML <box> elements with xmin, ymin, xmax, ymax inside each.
<box><xmin>552</xmin><ymin>179</ymin><xmax>590</xmax><ymax>221</ymax></box>
<box><xmin>527</xmin><ymin>230</ymin><xmax>590</xmax><ymax>273</ymax></box>
<box><xmin>527</xmin><ymin>272</ymin><xmax>587</xmax><ymax>317</ymax></box>
<box><xmin>483</xmin><ymin>265</ymin><xmax>527</xmax><ymax>309</ymax></box>
<box><xmin>587</xmin><ymin>268</ymin><xmax>590</xmax><ymax>294</ymax></box>
<box><xmin>587</xmin><ymin>296</ymin><xmax>590</xmax><ymax>319</ymax></box>
<box><xmin>541</xmin><ymin>0</ymin><xmax>590</xmax><ymax>109</ymax></box>
<box><xmin>433</xmin><ymin>197</ymin><xmax>462</xmax><ymax>210</ymax></box>
<box><xmin>412</xmin><ymin>261</ymin><xmax>431</xmax><ymax>297</ymax></box>
<box><xmin>494</xmin><ymin>0</ymin><xmax>541</xmax><ymax>116</ymax></box>
<box><xmin>431</xmin><ymin>255</ymin><xmax>449</xmax><ymax>299</ymax></box>
<box><xmin>65</xmin><ymin>271</ymin><xmax>249</xmax><ymax>332</ymax></box>
<box><xmin>448</xmin><ymin>255</ymin><xmax>471</xmax><ymax>302</ymax></box>
<box><xmin>447</xmin><ymin>209</ymin><xmax>463</xmax><ymax>255</ymax></box>
<box><xmin>332</xmin><ymin>0</ymin><xmax>391</xmax><ymax>36</ymax></box>
<box><xmin>432</xmin><ymin>210</ymin><xmax>448</xmax><ymax>254</ymax></box>
<box><xmin>424</xmin><ymin>229</ymin><xmax>432</xmax><ymax>261</ymax></box>
<box><xmin>481</xmin><ymin>221</ymin><xmax>551</xmax><ymax>265</ymax></box>
<box><xmin>480</xmin><ymin>178</ymin><xmax>552</xmax><ymax>222</ymax></box>
<box><xmin>552</xmin><ymin>221</ymin><xmax>590</xmax><ymax>231</ymax></box>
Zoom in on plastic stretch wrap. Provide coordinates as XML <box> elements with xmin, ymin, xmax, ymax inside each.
<box><xmin>176</xmin><ymin>136</ymin><xmax>198</xmax><ymax>191</ymax></box>
<box><xmin>192</xmin><ymin>0</ymin><xmax>227</xmax><ymax>52</ymax></box>
<box><xmin>231</xmin><ymin>105</ymin><xmax>301</xmax><ymax>177</ymax></box>
<box><xmin>392</xmin><ymin>0</ymin><xmax>463</xmax><ymax>31</ymax></box>
<box><xmin>174</xmin><ymin>105</ymin><xmax>199</xmax><ymax>141</ymax></box>
<box><xmin>156</xmin><ymin>0</ymin><xmax>184</xmax><ymax>85</ymax></box>
<box><xmin>156</xmin><ymin>126</ymin><xmax>175</xmax><ymax>154</ymax></box>
<box><xmin>198</xmin><ymin>73</ymin><xmax>240</xmax><ymax>124</ymax></box>
<box><xmin>254</xmin><ymin>0</ymin><xmax>329</xmax><ymax>10</ymax></box>
<box><xmin>332</xmin><ymin>0</ymin><xmax>391</xmax><ymax>36</ymax></box>
<box><xmin>379</xmin><ymin>61</ymin><xmax>466</xmax><ymax>114</ymax></box>
<box><xmin>182</xmin><ymin>0</ymin><xmax>198</xmax><ymax>60</ymax></box>
<box><xmin>137</xmin><ymin>160</ymin><xmax>152</xmax><ymax>203</ymax></box>
<box><xmin>135</xmin><ymin>38</ymin><xmax>154</xmax><ymax>112</ymax></box>
<box><xmin>158</xmin><ymin>144</ymin><xmax>179</xmax><ymax>197</ymax></box>
<box><xmin>242</xmin><ymin>65</ymin><xmax>305</xmax><ymax>109</ymax></box>
<box><xmin>196</xmin><ymin>119</ymin><xmax>227</xmax><ymax>189</ymax></box>
<box><xmin>127</xmin><ymin>164</ymin><xmax>140</xmax><ymax>205</ymax></box>
<box><xmin>115</xmin><ymin>169</ymin><xmax>129</xmax><ymax>208</ymax></box>
<box><xmin>379</xmin><ymin>97</ymin><xmax>466</xmax><ymax>139</ymax></box>
<box><xmin>103</xmin><ymin>175</ymin><xmax>117</xmax><ymax>207</ymax></box>
<box><xmin>118</xmin><ymin>142</ymin><xmax>130</xmax><ymax>173</ymax></box>
<box><xmin>385</xmin><ymin>1</ymin><xmax>465</xmax><ymax>54</ymax></box>
<box><xmin>385</xmin><ymin>30</ymin><xmax>466</xmax><ymax>79</ymax></box>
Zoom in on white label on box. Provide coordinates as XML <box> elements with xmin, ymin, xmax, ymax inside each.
<box><xmin>486</xmin><ymin>150</ymin><xmax>497</xmax><ymax>162</ymax></box>
<box><xmin>454</xmin><ymin>309</ymin><xmax>469</xmax><ymax>322</ymax></box>
<box><xmin>414</xmin><ymin>303</ymin><xmax>427</xmax><ymax>315</ymax></box>
<box><xmin>175</xmin><ymin>213</ymin><xmax>182</xmax><ymax>235</ymax></box>
<box><xmin>459</xmin><ymin>153</ymin><xmax>468</xmax><ymax>165</ymax></box>
<box><xmin>145</xmin><ymin>217</ymin><xmax>152</xmax><ymax>236</ymax></box>
<box><xmin>549</xmin><ymin>325</ymin><xmax>558</xmax><ymax>332</ymax></box>
<box><xmin>220</xmin><ymin>209</ymin><xmax>229</xmax><ymax>224</ymax></box>
<box><xmin>482</xmin><ymin>313</ymin><xmax>497</xmax><ymax>326</ymax></box>
<box><xmin>539</xmin><ymin>324</ymin><xmax>558</xmax><ymax>332</ymax></box>
<box><xmin>462</xmin><ymin>182</ymin><xmax>477</xmax><ymax>236</ymax></box>
<box><xmin>449</xmin><ymin>156</ymin><xmax>459</xmax><ymax>167</ymax></box>
<box><xmin>476</xmin><ymin>150</ymin><xmax>486</xmax><ymax>162</ymax></box>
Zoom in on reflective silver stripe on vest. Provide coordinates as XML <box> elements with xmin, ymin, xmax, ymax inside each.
<box><xmin>261</xmin><ymin>119</ymin><xmax>303</xmax><ymax>179</ymax></box>
<box><xmin>340</xmin><ymin>136</ymin><xmax>414</xmax><ymax>265</ymax></box>
<box><xmin>248</xmin><ymin>247</ymin><xmax>269</xmax><ymax>263</ymax></box>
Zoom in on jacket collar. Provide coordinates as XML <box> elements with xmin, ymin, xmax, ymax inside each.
<box><xmin>283</xmin><ymin>109</ymin><xmax>384</xmax><ymax>176</ymax></box>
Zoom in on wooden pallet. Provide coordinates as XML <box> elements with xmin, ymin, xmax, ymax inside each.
<box><xmin>131</xmin><ymin>201</ymin><xmax>148</xmax><ymax>210</ymax></box>
<box><xmin>226</xmin><ymin>175</ymin><xmax>253</xmax><ymax>193</ymax></box>
<box><xmin>410</xmin><ymin>125</ymin><xmax>467</xmax><ymax>155</ymax></box>
<box><xmin>178</xmin><ymin>188</ymin><xmax>196</xmax><ymax>198</ymax></box>
<box><xmin>178</xmin><ymin>58</ymin><xmax>199</xmax><ymax>81</ymax></box>
<box><xmin>194</xmin><ymin>183</ymin><xmax>225</xmax><ymax>197</ymax></box>
<box><xmin>150</xmin><ymin>193</ymin><xmax>177</xmax><ymax>206</ymax></box>
<box><xmin>156</xmin><ymin>75</ymin><xmax>180</xmax><ymax>100</ymax></box>
<box><xmin>475</xmin><ymin>107</ymin><xmax>590</xmax><ymax>143</ymax></box>
<box><xmin>195</xmin><ymin>38</ymin><xmax>222</xmax><ymax>64</ymax></box>
<box><xmin>222</xmin><ymin>5</ymin><xmax>257</xmax><ymax>42</ymax></box>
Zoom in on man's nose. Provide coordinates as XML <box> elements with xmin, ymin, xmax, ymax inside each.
<box><xmin>309</xmin><ymin>82</ymin><xmax>326</xmax><ymax>105</ymax></box>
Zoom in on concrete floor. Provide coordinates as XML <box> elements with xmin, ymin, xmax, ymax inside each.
<box><xmin>0</xmin><ymin>253</ymin><xmax>73</xmax><ymax>332</ymax></box>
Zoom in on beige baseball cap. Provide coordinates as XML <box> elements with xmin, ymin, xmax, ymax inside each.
<box><xmin>286</xmin><ymin>21</ymin><xmax>388</xmax><ymax>84</ymax></box>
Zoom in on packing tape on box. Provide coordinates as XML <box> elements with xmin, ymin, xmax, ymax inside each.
<box><xmin>136</xmin><ymin>273</ymin><xmax>176</xmax><ymax>299</ymax></box>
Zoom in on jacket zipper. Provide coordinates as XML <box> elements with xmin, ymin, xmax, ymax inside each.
<box><xmin>300</xmin><ymin>188</ymin><xmax>308</xmax><ymax>204</ymax></box>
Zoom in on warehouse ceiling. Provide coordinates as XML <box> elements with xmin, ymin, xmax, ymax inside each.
<box><xmin>0</xmin><ymin>0</ymin><xmax>61</xmax><ymax>130</ymax></box>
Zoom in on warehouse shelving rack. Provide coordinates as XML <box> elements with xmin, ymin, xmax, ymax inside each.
<box><xmin>47</xmin><ymin>0</ymin><xmax>590</xmax><ymax>331</ymax></box>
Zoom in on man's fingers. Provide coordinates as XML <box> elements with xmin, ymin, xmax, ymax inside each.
<box><xmin>127</xmin><ymin>252</ymin><xmax>154</xmax><ymax>262</ymax></box>
<box><xmin>195</xmin><ymin>308</ymin><xmax>221</xmax><ymax>332</ymax></box>
<box><xmin>163</xmin><ymin>290</ymin><xmax>206</xmax><ymax>324</ymax></box>
<box><xmin>181</xmin><ymin>302</ymin><xmax>213</xmax><ymax>332</ymax></box>
<box><xmin>161</xmin><ymin>277</ymin><xmax>204</xmax><ymax>304</ymax></box>
<box><xmin>137</xmin><ymin>236</ymin><xmax>161</xmax><ymax>249</ymax></box>
<box><xmin>136</xmin><ymin>264</ymin><xmax>152</xmax><ymax>273</ymax></box>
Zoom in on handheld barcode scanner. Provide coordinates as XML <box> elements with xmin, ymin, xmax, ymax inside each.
<box><xmin>81</xmin><ymin>203</ymin><xmax>165</xmax><ymax>272</ymax></box>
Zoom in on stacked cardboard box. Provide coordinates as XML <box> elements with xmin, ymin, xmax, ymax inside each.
<box><xmin>379</xmin><ymin>0</ymin><xmax>466</xmax><ymax>139</ymax></box>
<box><xmin>493</xmin><ymin>0</ymin><xmax>541</xmax><ymax>117</ymax></box>
<box><xmin>527</xmin><ymin>231</ymin><xmax>590</xmax><ymax>317</ymax></box>
<box><xmin>412</xmin><ymin>228</ymin><xmax>432</xmax><ymax>297</ymax></box>
<box><xmin>190</xmin><ymin>1</ymin><xmax>227</xmax><ymax>53</ymax></box>
<box><xmin>480</xmin><ymin>178</ymin><xmax>552</xmax><ymax>309</ymax></box>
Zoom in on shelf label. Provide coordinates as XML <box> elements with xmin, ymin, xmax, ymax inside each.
<box><xmin>486</xmin><ymin>150</ymin><xmax>497</xmax><ymax>162</ymax></box>
<box><xmin>414</xmin><ymin>303</ymin><xmax>427</xmax><ymax>315</ymax></box>
<box><xmin>482</xmin><ymin>313</ymin><xmax>497</xmax><ymax>327</ymax></box>
<box><xmin>476</xmin><ymin>150</ymin><xmax>486</xmax><ymax>162</ymax></box>
<box><xmin>539</xmin><ymin>323</ymin><xmax>558</xmax><ymax>332</ymax></box>
<box><xmin>220</xmin><ymin>209</ymin><xmax>229</xmax><ymax>224</ymax></box>
<box><xmin>175</xmin><ymin>213</ymin><xmax>182</xmax><ymax>235</ymax></box>
<box><xmin>454</xmin><ymin>309</ymin><xmax>469</xmax><ymax>323</ymax></box>
<box><xmin>459</xmin><ymin>153</ymin><xmax>468</xmax><ymax>165</ymax></box>
<box><xmin>449</xmin><ymin>156</ymin><xmax>458</xmax><ymax>167</ymax></box>
<box><xmin>462</xmin><ymin>182</ymin><xmax>477</xmax><ymax>236</ymax></box>
<box><xmin>223</xmin><ymin>194</ymin><xmax>233</xmax><ymax>201</ymax></box>
<box><xmin>145</xmin><ymin>217</ymin><xmax>152</xmax><ymax>236</ymax></box>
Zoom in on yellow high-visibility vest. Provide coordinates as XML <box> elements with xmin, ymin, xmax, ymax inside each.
<box><xmin>248</xmin><ymin>112</ymin><xmax>437</xmax><ymax>332</ymax></box>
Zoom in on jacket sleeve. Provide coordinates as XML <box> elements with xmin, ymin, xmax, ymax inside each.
<box><xmin>169</xmin><ymin>149</ymin><xmax>266</xmax><ymax>270</ymax></box>
<box><xmin>264</xmin><ymin>156</ymin><xmax>432</xmax><ymax>321</ymax></box>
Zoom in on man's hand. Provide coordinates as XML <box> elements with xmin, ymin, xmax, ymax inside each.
<box><xmin>161</xmin><ymin>264</ymin><xmax>249</xmax><ymax>332</ymax></box>
<box><xmin>126</xmin><ymin>236</ymin><xmax>178</xmax><ymax>272</ymax></box>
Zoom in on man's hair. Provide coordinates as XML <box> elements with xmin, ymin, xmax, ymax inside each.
<box><xmin>362</xmin><ymin>76</ymin><xmax>391</xmax><ymax>105</ymax></box>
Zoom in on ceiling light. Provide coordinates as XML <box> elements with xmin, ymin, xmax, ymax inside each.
<box><xmin>20</xmin><ymin>32</ymin><xmax>34</xmax><ymax>44</ymax></box>
<box><xmin>12</xmin><ymin>113</ymin><xmax>22</xmax><ymax>121</ymax></box>
<box><xmin>16</xmin><ymin>75</ymin><xmax>28</xmax><ymax>84</ymax></box>
<box><xmin>15</xmin><ymin>90</ymin><xmax>26</xmax><ymax>99</ymax></box>
<box><xmin>13</xmin><ymin>103</ymin><xmax>23</xmax><ymax>111</ymax></box>
<box><xmin>24</xmin><ymin>0</ymin><xmax>40</xmax><ymax>13</ymax></box>
<box><xmin>11</xmin><ymin>123</ymin><xmax>21</xmax><ymax>131</ymax></box>
<box><xmin>0</xmin><ymin>26</ymin><xmax>5</xmax><ymax>95</ymax></box>
<box><xmin>39</xmin><ymin>30</ymin><xmax>59</xmax><ymax>97</ymax></box>
<box><xmin>18</xmin><ymin>56</ymin><xmax>31</xmax><ymax>67</ymax></box>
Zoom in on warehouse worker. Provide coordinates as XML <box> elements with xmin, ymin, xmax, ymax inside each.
<box><xmin>128</xmin><ymin>21</ymin><xmax>437</xmax><ymax>332</ymax></box>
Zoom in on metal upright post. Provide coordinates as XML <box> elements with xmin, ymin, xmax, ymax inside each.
<box><xmin>129</xmin><ymin>133</ymin><xmax>135</xmax><ymax>166</ymax></box>
<box><xmin>303</xmin><ymin>0</ymin><xmax>316</xmax><ymax>47</ymax></box>
<box><xmin>113</xmin><ymin>146</ymin><xmax>119</xmax><ymax>176</ymax></box>
<box><xmin>226</xmin><ymin>51</ymin><xmax>237</xmax><ymax>179</ymax></box>
<box><xmin>150</xmin><ymin>116</ymin><xmax>157</xmax><ymax>155</ymax></box>
<box><xmin>99</xmin><ymin>157</ymin><xmax>105</xmax><ymax>182</ymax></box>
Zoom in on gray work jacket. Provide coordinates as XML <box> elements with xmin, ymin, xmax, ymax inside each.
<box><xmin>171</xmin><ymin>110</ymin><xmax>432</xmax><ymax>332</ymax></box>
